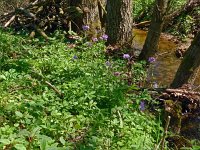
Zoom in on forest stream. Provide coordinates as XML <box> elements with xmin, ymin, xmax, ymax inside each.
<box><xmin>133</xmin><ymin>28</ymin><xmax>200</xmax><ymax>89</ymax></box>
<box><xmin>133</xmin><ymin>29</ymin><xmax>200</xmax><ymax>146</ymax></box>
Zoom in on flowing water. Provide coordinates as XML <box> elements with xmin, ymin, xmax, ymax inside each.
<box><xmin>133</xmin><ymin>28</ymin><xmax>200</xmax><ymax>88</ymax></box>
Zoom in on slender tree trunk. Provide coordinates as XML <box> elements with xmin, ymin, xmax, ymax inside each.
<box><xmin>171</xmin><ymin>31</ymin><xmax>200</xmax><ymax>88</ymax></box>
<box><xmin>139</xmin><ymin>0</ymin><xmax>170</xmax><ymax>61</ymax></box>
<box><xmin>106</xmin><ymin>0</ymin><xmax>133</xmax><ymax>47</ymax></box>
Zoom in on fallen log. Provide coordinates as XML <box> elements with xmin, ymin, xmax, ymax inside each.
<box><xmin>165</xmin><ymin>88</ymin><xmax>200</xmax><ymax>97</ymax></box>
<box><xmin>134</xmin><ymin>21</ymin><xmax>151</xmax><ymax>28</ymax></box>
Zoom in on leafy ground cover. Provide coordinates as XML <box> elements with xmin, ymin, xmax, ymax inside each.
<box><xmin>0</xmin><ymin>29</ymin><xmax>164</xmax><ymax>150</ymax></box>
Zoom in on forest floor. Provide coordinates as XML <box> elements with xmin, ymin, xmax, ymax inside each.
<box><xmin>1</xmin><ymin>28</ymin><xmax>200</xmax><ymax>149</ymax></box>
<box><xmin>0</xmin><ymin>28</ymin><xmax>165</xmax><ymax>150</ymax></box>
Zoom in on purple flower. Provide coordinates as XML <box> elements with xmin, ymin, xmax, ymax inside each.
<box><xmin>148</xmin><ymin>57</ymin><xmax>156</xmax><ymax>63</ymax></box>
<box><xmin>101</xmin><ymin>34</ymin><xmax>108</xmax><ymax>41</ymax></box>
<box><xmin>139</xmin><ymin>101</ymin><xmax>145</xmax><ymax>111</ymax></box>
<box><xmin>73</xmin><ymin>55</ymin><xmax>78</xmax><ymax>59</ymax></box>
<box><xmin>82</xmin><ymin>25</ymin><xmax>89</xmax><ymax>31</ymax></box>
<box><xmin>92</xmin><ymin>37</ymin><xmax>98</xmax><ymax>42</ymax></box>
<box><xmin>114</xmin><ymin>72</ymin><xmax>121</xmax><ymax>76</ymax></box>
<box><xmin>123</xmin><ymin>54</ymin><xmax>130</xmax><ymax>59</ymax></box>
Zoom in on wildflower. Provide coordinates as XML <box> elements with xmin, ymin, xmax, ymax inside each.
<box><xmin>114</xmin><ymin>72</ymin><xmax>121</xmax><ymax>76</ymax></box>
<box><xmin>148</xmin><ymin>57</ymin><xmax>156</xmax><ymax>63</ymax></box>
<box><xmin>123</xmin><ymin>54</ymin><xmax>130</xmax><ymax>59</ymax></box>
<box><xmin>92</xmin><ymin>37</ymin><xmax>98</xmax><ymax>42</ymax></box>
<box><xmin>101</xmin><ymin>34</ymin><xmax>108</xmax><ymax>41</ymax></box>
<box><xmin>139</xmin><ymin>101</ymin><xmax>145</xmax><ymax>111</ymax></box>
<box><xmin>82</xmin><ymin>25</ymin><xmax>89</xmax><ymax>31</ymax></box>
<box><xmin>73</xmin><ymin>55</ymin><xmax>78</xmax><ymax>59</ymax></box>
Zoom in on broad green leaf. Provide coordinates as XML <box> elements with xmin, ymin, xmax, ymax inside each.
<box><xmin>31</xmin><ymin>127</ymin><xmax>41</xmax><ymax>137</ymax></box>
<box><xmin>15</xmin><ymin>111</ymin><xmax>23</xmax><ymax>118</ymax></box>
<box><xmin>0</xmin><ymin>75</ymin><xmax>6</xmax><ymax>81</ymax></box>
<box><xmin>0</xmin><ymin>139</ymin><xmax>10</xmax><ymax>145</ymax></box>
<box><xmin>40</xmin><ymin>138</ymin><xmax>47</xmax><ymax>150</ymax></box>
<box><xmin>59</xmin><ymin>136</ymin><xmax>65</xmax><ymax>145</ymax></box>
<box><xmin>14</xmin><ymin>144</ymin><xmax>26</xmax><ymax>150</ymax></box>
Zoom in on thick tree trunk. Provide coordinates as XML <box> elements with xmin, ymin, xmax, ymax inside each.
<box><xmin>139</xmin><ymin>0</ymin><xmax>170</xmax><ymax>61</ymax></box>
<box><xmin>171</xmin><ymin>31</ymin><xmax>200</xmax><ymax>88</ymax></box>
<box><xmin>106</xmin><ymin>0</ymin><xmax>133</xmax><ymax>47</ymax></box>
<box><xmin>69</xmin><ymin>0</ymin><xmax>101</xmax><ymax>35</ymax></box>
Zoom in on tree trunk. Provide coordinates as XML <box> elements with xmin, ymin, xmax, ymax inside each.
<box><xmin>139</xmin><ymin>0</ymin><xmax>170</xmax><ymax>61</ymax></box>
<box><xmin>69</xmin><ymin>0</ymin><xmax>102</xmax><ymax>36</ymax></box>
<box><xmin>106</xmin><ymin>0</ymin><xmax>133</xmax><ymax>47</ymax></box>
<box><xmin>171</xmin><ymin>31</ymin><xmax>200</xmax><ymax>88</ymax></box>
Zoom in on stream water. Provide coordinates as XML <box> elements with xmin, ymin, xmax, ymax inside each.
<box><xmin>133</xmin><ymin>29</ymin><xmax>200</xmax><ymax>145</ymax></box>
<box><xmin>133</xmin><ymin>28</ymin><xmax>200</xmax><ymax>89</ymax></box>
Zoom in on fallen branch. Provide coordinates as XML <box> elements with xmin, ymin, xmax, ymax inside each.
<box><xmin>34</xmin><ymin>25</ymin><xmax>49</xmax><ymax>40</ymax></box>
<box><xmin>134</xmin><ymin>21</ymin><xmax>151</xmax><ymax>28</ymax></box>
<box><xmin>165</xmin><ymin>88</ymin><xmax>200</xmax><ymax>96</ymax></box>
<box><xmin>30</xmin><ymin>70</ymin><xmax>63</xmax><ymax>98</ymax></box>
<box><xmin>4</xmin><ymin>15</ymin><xmax>15</xmax><ymax>27</ymax></box>
<box><xmin>16</xmin><ymin>7</ymin><xmax>37</xmax><ymax>20</ymax></box>
<box><xmin>45</xmin><ymin>81</ymin><xmax>63</xmax><ymax>98</ymax></box>
<box><xmin>0</xmin><ymin>0</ymin><xmax>70</xmax><ymax>37</ymax></box>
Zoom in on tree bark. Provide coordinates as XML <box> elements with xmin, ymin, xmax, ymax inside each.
<box><xmin>171</xmin><ymin>31</ymin><xmax>200</xmax><ymax>88</ymax></box>
<box><xmin>106</xmin><ymin>0</ymin><xmax>133</xmax><ymax>48</ymax></box>
<box><xmin>69</xmin><ymin>0</ymin><xmax>102</xmax><ymax>36</ymax></box>
<box><xmin>139</xmin><ymin>0</ymin><xmax>170</xmax><ymax>61</ymax></box>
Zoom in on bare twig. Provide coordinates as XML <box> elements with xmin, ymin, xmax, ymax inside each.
<box><xmin>4</xmin><ymin>15</ymin><xmax>15</xmax><ymax>27</ymax></box>
<box><xmin>45</xmin><ymin>81</ymin><xmax>63</xmax><ymax>98</ymax></box>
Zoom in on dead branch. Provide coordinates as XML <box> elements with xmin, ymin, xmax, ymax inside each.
<box><xmin>134</xmin><ymin>21</ymin><xmax>151</xmax><ymax>28</ymax></box>
<box><xmin>165</xmin><ymin>88</ymin><xmax>200</xmax><ymax>96</ymax></box>
<box><xmin>45</xmin><ymin>81</ymin><xmax>63</xmax><ymax>98</ymax></box>
<box><xmin>0</xmin><ymin>0</ymin><xmax>71</xmax><ymax>38</ymax></box>
<box><xmin>4</xmin><ymin>15</ymin><xmax>15</xmax><ymax>27</ymax></box>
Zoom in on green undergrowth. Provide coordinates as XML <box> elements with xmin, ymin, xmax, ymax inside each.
<box><xmin>0</xmin><ymin>29</ymin><xmax>164</xmax><ymax>150</ymax></box>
